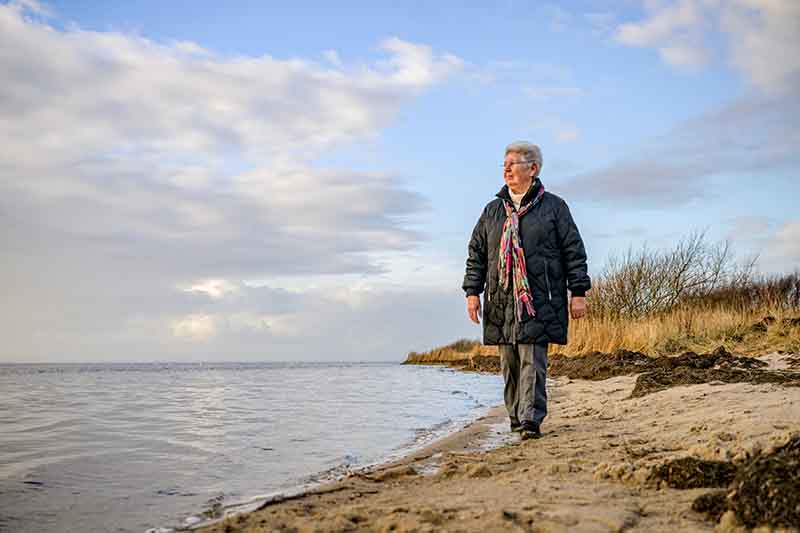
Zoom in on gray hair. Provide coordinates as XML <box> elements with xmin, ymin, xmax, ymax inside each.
<box><xmin>505</xmin><ymin>141</ymin><xmax>543</xmax><ymax>177</ymax></box>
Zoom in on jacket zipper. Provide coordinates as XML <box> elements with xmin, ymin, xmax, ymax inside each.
<box><xmin>512</xmin><ymin>303</ymin><xmax>518</xmax><ymax>342</ymax></box>
<box><xmin>544</xmin><ymin>260</ymin><xmax>552</xmax><ymax>301</ymax></box>
<box><xmin>511</xmin><ymin>260</ymin><xmax>517</xmax><ymax>342</ymax></box>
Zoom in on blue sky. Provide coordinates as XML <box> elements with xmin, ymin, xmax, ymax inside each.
<box><xmin>1</xmin><ymin>0</ymin><xmax>798</xmax><ymax>362</ymax></box>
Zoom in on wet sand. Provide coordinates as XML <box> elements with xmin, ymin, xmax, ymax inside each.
<box><xmin>196</xmin><ymin>351</ymin><xmax>800</xmax><ymax>532</ymax></box>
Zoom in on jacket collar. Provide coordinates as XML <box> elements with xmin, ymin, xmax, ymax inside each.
<box><xmin>496</xmin><ymin>178</ymin><xmax>543</xmax><ymax>206</ymax></box>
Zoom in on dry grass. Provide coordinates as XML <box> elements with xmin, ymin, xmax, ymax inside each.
<box><xmin>405</xmin><ymin>271</ymin><xmax>800</xmax><ymax>363</ymax></box>
<box><xmin>404</xmin><ymin>305</ymin><xmax>800</xmax><ymax>364</ymax></box>
<box><xmin>562</xmin><ymin>268</ymin><xmax>800</xmax><ymax>356</ymax></box>
<box><xmin>560</xmin><ymin>252</ymin><xmax>800</xmax><ymax>356</ymax></box>
<box><xmin>404</xmin><ymin>338</ymin><xmax>484</xmax><ymax>364</ymax></box>
<box><xmin>554</xmin><ymin>304</ymin><xmax>800</xmax><ymax>356</ymax></box>
<box><xmin>406</xmin><ymin>233</ymin><xmax>799</xmax><ymax>363</ymax></box>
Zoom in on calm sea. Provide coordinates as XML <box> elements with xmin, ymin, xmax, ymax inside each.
<box><xmin>0</xmin><ymin>362</ymin><xmax>503</xmax><ymax>532</ymax></box>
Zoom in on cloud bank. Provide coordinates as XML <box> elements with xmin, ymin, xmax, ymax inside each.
<box><xmin>0</xmin><ymin>2</ymin><xmax>466</xmax><ymax>361</ymax></box>
<box><xmin>616</xmin><ymin>0</ymin><xmax>800</xmax><ymax>91</ymax></box>
<box><xmin>561</xmin><ymin>0</ymin><xmax>800</xmax><ymax>207</ymax></box>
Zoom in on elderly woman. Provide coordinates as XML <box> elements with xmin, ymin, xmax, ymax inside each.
<box><xmin>463</xmin><ymin>141</ymin><xmax>590</xmax><ymax>440</ymax></box>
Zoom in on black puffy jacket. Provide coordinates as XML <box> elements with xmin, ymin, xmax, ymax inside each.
<box><xmin>462</xmin><ymin>179</ymin><xmax>591</xmax><ymax>345</ymax></box>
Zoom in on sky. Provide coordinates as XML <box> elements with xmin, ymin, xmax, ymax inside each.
<box><xmin>1</xmin><ymin>0</ymin><xmax>798</xmax><ymax>363</ymax></box>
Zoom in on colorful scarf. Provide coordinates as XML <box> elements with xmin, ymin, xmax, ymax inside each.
<box><xmin>498</xmin><ymin>182</ymin><xmax>545</xmax><ymax>321</ymax></box>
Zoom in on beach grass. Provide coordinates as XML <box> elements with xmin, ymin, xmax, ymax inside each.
<box><xmin>556</xmin><ymin>301</ymin><xmax>800</xmax><ymax>356</ymax></box>
<box><xmin>405</xmin><ymin>303</ymin><xmax>800</xmax><ymax>364</ymax></box>
<box><xmin>406</xmin><ymin>263</ymin><xmax>800</xmax><ymax>363</ymax></box>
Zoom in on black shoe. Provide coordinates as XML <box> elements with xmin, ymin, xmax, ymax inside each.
<box><xmin>520</xmin><ymin>423</ymin><xmax>541</xmax><ymax>440</ymax></box>
<box><xmin>510</xmin><ymin>422</ymin><xmax>522</xmax><ymax>433</ymax></box>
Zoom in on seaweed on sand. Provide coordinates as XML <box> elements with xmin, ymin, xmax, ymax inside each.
<box><xmin>548</xmin><ymin>349</ymin><xmax>654</xmax><ymax>380</ymax></box>
<box><xmin>649</xmin><ymin>457</ymin><xmax>737</xmax><ymax>489</ymax></box>
<box><xmin>549</xmin><ymin>346</ymin><xmax>800</xmax><ymax>398</ymax></box>
<box><xmin>684</xmin><ymin>437</ymin><xmax>800</xmax><ymax>529</ymax></box>
<box><xmin>643</xmin><ymin>437</ymin><xmax>800</xmax><ymax>528</ymax></box>
<box><xmin>727</xmin><ymin>436</ymin><xmax>800</xmax><ymax>529</ymax></box>
<box><xmin>691</xmin><ymin>490</ymin><xmax>728</xmax><ymax>522</ymax></box>
<box><xmin>629</xmin><ymin>366</ymin><xmax>800</xmax><ymax>398</ymax></box>
<box><xmin>548</xmin><ymin>346</ymin><xmax>767</xmax><ymax>381</ymax></box>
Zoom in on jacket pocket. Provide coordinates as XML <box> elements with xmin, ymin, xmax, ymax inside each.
<box><xmin>544</xmin><ymin>260</ymin><xmax>552</xmax><ymax>301</ymax></box>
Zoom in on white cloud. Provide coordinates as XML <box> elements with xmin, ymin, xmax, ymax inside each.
<box><xmin>2</xmin><ymin>271</ymin><xmax>479</xmax><ymax>361</ymax></box>
<box><xmin>0</xmin><ymin>2</ymin><xmax>455</xmax><ymax>280</ymax></box>
<box><xmin>184</xmin><ymin>279</ymin><xmax>241</xmax><ymax>300</ymax></box>
<box><xmin>0</xmin><ymin>7</ymin><xmax>461</xmax><ymax>171</ymax></box>
<box><xmin>0</xmin><ymin>3</ymin><xmax>464</xmax><ymax>362</ymax></box>
<box><xmin>226</xmin><ymin>311</ymin><xmax>292</xmax><ymax>335</ymax></box>
<box><xmin>172</xmin><ymin>40</ymin><xmax>210</xmax><ymax>56</ymax></box>
<box><xmin>616</xmin><ymin>0</ymin><xmax>701</xmax><ymax>47</ymax></box>
<box><xmin>659</xmin><ymin>41</ymin><xmax>708</xmax><ymax>69</ymax></box>
<box><xmin>379</xmin><ymin>37</ymin><xmax>464</xmax><ymax>87</ymax></box>
<box><xmin>768</xmin><ymin>221</ymin><xmax>800</xmax><ymax>262</ymax></box>
<box><xmin>720</xmin><ymin>0</ymin><xmax>800</xmax><ymax>92</ymax></box>
<box><xmin>726</xmin><ymin>215</ymin><xmax>772</xmax><ymax>240</ymax></box>
<box><xmin>615</xmin><ymin>0</ymin><xmax>800</xmax><ymax>91</ymax></box>
<box><xmin>561</xmin><ymin>84</ymin><xmax>799</xmax><ymax>206</ymax></box>
<box><xmin>171</xmin><ymin>314</ymin><xmax>217</xmax><ymax>341</ymax></box>
<box><xmin>750</xmin><ymin>220</ymin><xmax>800</xmax><ymax>274</ymax></box>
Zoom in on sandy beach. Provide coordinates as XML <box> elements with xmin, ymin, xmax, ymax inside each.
<box><xmin>195</xmin><ymin>348</ymin><xmax>800</xmax><ymax>532</ymax></box>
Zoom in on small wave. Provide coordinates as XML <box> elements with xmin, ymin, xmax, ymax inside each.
<box><xmin>304</xmin><ymin>453</ymin><xmax>364</xmax><ymax>484</ymax></box>
<box><xmin>177</xmin><ymin>484</ymin><xmax>316</xmax><ymax>532</ymax></box>
<box><xmin>5</xmin><ymin>362</ymin><xmax>504</xmax><ymax>533</ymax></box>
<box><xmin>155</xmin><ymin>488</ymin><xmax>197</xmax><ymax>497</ymax></box>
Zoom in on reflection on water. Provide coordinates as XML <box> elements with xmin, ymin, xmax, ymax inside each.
<box><xmin>0</xmin><ymin>362</ymin><xmax>502</xmax><ymax>532</ymax></box>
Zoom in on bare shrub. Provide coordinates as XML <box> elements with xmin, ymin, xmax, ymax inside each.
<box><xmin>587</xmin><ymin>230</ymin><xmax>787</xmax><ymax>319</ymax></box>
<box><xmin>688</xmin><ymin>271</ymin><xmax>800</xmax><ymax>311</ymax></box>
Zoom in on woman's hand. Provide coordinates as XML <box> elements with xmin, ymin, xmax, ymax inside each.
<box><xmin>467</xmin><ymin>295</ymin><xmax>481</xmax><ymax>324</ymax></box>
<box><xmin>570</xmin><ymin>296</ymin><xmax>587</xmax><ymax>319</ymax></box>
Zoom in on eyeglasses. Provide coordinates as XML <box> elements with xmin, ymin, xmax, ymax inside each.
<box><xmin>502</xmin><ymin>161</ymin><xmax>531</xmax><ymax>169</ymax></box>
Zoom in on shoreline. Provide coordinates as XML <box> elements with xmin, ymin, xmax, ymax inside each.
<box><xmin>196</xmin><ymin>350</ymin><xmax>800</xmax><ymax>532</ymax></box>
<box><xmin>183</xmin><ymin>399</ymin><xmax>511</xmax><ymax>531</ymax></box>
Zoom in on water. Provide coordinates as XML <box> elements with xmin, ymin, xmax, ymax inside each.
<box><xmin>0</xmin><ymin>362</ymin><xmax>503</xmax><ymax>532</ymax></box>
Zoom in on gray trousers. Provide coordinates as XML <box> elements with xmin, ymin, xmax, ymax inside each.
<box><xmin>499</xmin><ymin>343</ymin><xmax>548</xmax><ymax>427</ymax></box>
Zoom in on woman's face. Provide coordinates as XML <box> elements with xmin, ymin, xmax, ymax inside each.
<box><xmin>503</xmin><ymin>152</ymin><xmax>536</xmax><ymax>193</ymax></box>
